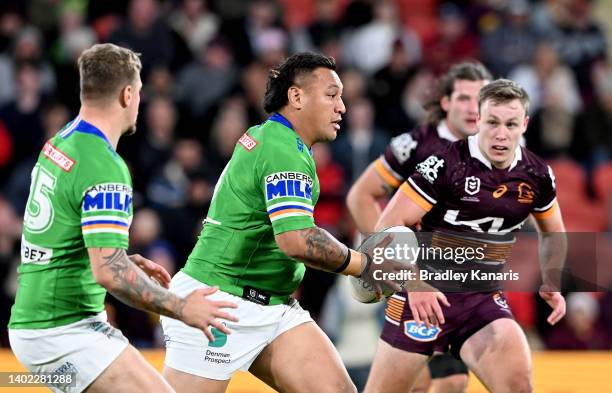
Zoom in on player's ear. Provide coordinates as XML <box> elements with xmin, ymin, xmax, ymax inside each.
<box><xmin>287</xmin><ymin>85</ymin><xmax>304</xmax><ymax>110</ymax></box>
<box><xmin>119</xmin><ymin>85</ymin><xmax>132</xmax><ymax>108</ymax></box>
<box><xmin>522</xmin><ymin>115</ymin><xmax>529</xmax><ymax>133</ymax></box>
<box><xmin>440</xmin><ymin>95</ymin><xmax>450</xmax><ymax>112</ymax></box>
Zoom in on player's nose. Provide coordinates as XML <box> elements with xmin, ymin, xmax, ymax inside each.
<box><xmin>336</xmin><ymin>97</ymin><xmax>346</xmax><ymax>114</ymax></box>
<box><xmin>493</xmin><ymin>129</ymin><xmax>508</xmax><ymax>141</ymax></box>
<box><xmin>468</xmin><ymin>98</ymin><xmax>478</xmax><ymax>113</ymax></box>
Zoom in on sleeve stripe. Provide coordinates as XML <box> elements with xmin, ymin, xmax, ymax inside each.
<box><xmin>533</xmin><ymin>197</ymin><xmax>557</xmax><ymax>212</ymax></box>
<box><xmin>267</xmin><ymin>200</ymin><xmax>312</xmax><ymax>211</ymax></box>
<box><xmin>269</xmin><ymin>208</ymin><xmax>313</xmax><ymax>219</ymax></box>
<box><xmin>400</xmin><ymin>182</ymin><xmax>433</xmax><ymax>212</ymax></box>
<box><xmin>532</xmin><ymin>200</ymin><xmax>558</xmax><ymax>220</ymax></box>
<box><xmin>81</xmin><ymin>219</ymin><xmax>129</xmax><ymax>227</ymax></box>
<box><xmin>82</xmin><ymin>227</ymin><xmax>129</xmax><ymax>235</ymax></box>
<box><xmin>407</xmin><ymin>178</ymin><xmax>437</xmax><ymax>204</ymax></box>
<box><xmin>268</xmin><ymin>204</ymin><xmax>313</xmax><ymax>214</ymax></box>
<box><xmin>82</xmin><ymin>224</ymin><xmax>129</xmax><ymax>232</ymax></box>
<box><xmin>374</xmin><ymin>158</ymin><xmax>403</xmax><ymax>188</ymax></box>
<box><xmin>81</xmin><ymin>215</ymin><xmax>129</xmax><ymax>224</ymax></box>
<box><xmin>270</xmin><ymin>211</ymin><xmax>314</xmax><ymax>222</ymax></box>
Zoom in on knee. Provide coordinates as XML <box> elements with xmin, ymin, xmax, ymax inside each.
<box><xmin>328</xmin><ymin>380</ymin><xmax>357</xmax><ymax>393</ymax></box>
<box><xmin>433</xmin><ymin>374</ymin><xmax>468</xmax><ymax>393</ymax></box>
<box><xmin>339</xmin><ymin>381</ymin><xmax>358</xmax><ymax>393</ymax></box>
<box><xmin>304</xmin><ymin>378</ymin><xmax>356</xmax><ymax>393</ymax></box>
<box><xmin>502</xmin><ymin>378</ymin><xmax>532</xmax><ymax>393</ymax></box>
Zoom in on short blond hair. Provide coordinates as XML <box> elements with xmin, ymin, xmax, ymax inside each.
<box><xmin>478</xmin><ymin>79</ymin><xmax>530</xmax><ymax>114</ymax></box>
<box><xmin>78</xmin><ymin>43</ymin><xmax>142</xmax><ymax>102</ymax></box>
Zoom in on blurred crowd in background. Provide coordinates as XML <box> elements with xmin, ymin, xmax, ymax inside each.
<box><xmin>0</xmin><ymin>0</ymin><xmax>611</xmax><ymax>356</ymax></box>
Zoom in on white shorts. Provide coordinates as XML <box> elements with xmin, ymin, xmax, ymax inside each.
<box><xmin>8</xmin><ymin>312</ymin><xmax>129</xmax><ymax>393</ymax></box>
<box><xmin>161</xmin><ymin>271</ymin><xmax>313</xmax><ymax>380</ymax></box>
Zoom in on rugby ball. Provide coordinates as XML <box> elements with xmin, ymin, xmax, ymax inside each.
<box><xmin>348</xmin><ymin>226</ymin><xmax>418</xmax><ymax>303</ymax></box>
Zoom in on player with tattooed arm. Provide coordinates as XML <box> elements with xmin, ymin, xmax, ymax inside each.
<box><xmin>160</xmin><ymin>52</ymin><xmax>405</xmax><ymax>393</ymax></box>
<box><xmin>9</xmin><ymin>43</ymin><xmax>238</xmax><ymax>393</ymax></box>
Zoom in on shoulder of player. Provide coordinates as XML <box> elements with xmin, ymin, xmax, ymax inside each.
<box><xmin>63</xmin><ymin>134</ymin><xmax>129</xmax><ymax>180</ymax></box>
<box><xmin>254</xmin><ymin>122</ymin><xmax>309</xmax><ymax>158</ymax></box>
<box><xmin>235</xmin><ymin>120</ymin><xmax>291</xmax><ymax>153</ymax></box>
<box><xmin>430</xmin><ymin>137</ymin><xmax>464</xmax><ymax>163</ymax></box>
<box><xmin>418</xmin><ymin>139</ymin><xmax>465</xmax><ymax>179</ymax></box>
<box><xmin>396</xmin><ymin>123</ymin><xmax>434</xmax><ymax>142</ymax></box>
<box><xmin>518</xmin><ymin>146</ymin><xmax>547</xmax><ymax>167</ymax></box>
<box><xmin>515</xmin><ymin>146</ymin><xmax>553</xmax><ymax>179</ymax></box>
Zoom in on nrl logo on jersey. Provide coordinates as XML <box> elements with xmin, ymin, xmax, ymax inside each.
<box><xmin>83</xmin><ymin>183</ymin><xmax>132</xmax><ymax>213</ymax></box>
<box><xmin>461</xmin><ymin>176</ymin><xmax>481</xmax><ymax>202</ymax></box>
<box><xmin>265</xmin><ymin>172</ymin><xmax>312</xmax><ymax>201</ymax></box>
<box><xmin>416</xmin><ymin>155</ymin><xmax>444</xmax><ymax>183</ymax></box>
<box><xmin>464</xmin><ymin>176</ymin><xmax>480</xmax><ymax>195</ymax></box>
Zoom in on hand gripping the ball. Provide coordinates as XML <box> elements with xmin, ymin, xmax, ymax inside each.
<box><xmin>358</xmin><ymin>231</ymin><xmax>413</xmax><ymax>295</ymax></box>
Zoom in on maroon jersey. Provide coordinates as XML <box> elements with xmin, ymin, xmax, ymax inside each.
<box><xmin>374</xmin><ymin>122</ymin><xmax>458</xmax><ymax>189</ymax></box>
<box><xmin>401</xmin><ymin>135</ymin><xmax>558</xmax><ymax>291</ymax></box>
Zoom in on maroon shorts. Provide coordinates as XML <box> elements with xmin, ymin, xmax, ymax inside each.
<box><xmin>381</xmin><ymin>291</ymin><xmax>514</xmax><ymax>359</ymax></box>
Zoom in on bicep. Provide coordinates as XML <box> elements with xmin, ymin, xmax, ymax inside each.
<box><xmin>348</xmin><ymin>161</ymin><xmax>394</xmax><ymax>202</ymax></box>
<box><xmin>532</xmin><ymin>204</ymin><xmax>565</xmax><ymax>233</ymax></box>
<box><xmin>376</xmin><ymin>188</ymin><xmax>427</xmax><ymax>231</ymax></box>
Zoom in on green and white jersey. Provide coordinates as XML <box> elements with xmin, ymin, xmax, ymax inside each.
<box><xmin>183</xmin><ymin>113</ymin><xmax>320</xmax><ymax>304</ymax></box>
<box><xmin>9</xmin><ymin>117</ymin><xmax>133</xmax><ymax>329</ymax></box>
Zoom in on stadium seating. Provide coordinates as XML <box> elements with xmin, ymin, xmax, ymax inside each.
<box><xmin>593</xmin><ymin>162</ymin><xmax>612</xmax><ymax>230</ymax></box>
<box><xmin>548</xmin><ymin>159</ymin><xmax>606</xmax><ymax>231</ymax></box>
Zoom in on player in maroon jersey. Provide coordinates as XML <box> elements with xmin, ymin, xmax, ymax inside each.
<box><xmin>364</xmin><ymin>79</ymin><xmax>567</xmax><ymax>393</ymax></box>
<box><xmin>347</xmin><ymin>62</ymin><xmax>491</xmax><ymax>393</ymax></box>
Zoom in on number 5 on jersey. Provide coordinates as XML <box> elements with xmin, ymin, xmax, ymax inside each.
<box><xmin>24</xmin><ymin>164</ymin><xmax>57</xmax><ymax>233</ymax></box>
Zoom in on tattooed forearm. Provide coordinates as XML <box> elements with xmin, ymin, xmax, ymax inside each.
<box><xmin>100</xmin><ymin>248</ymin><xmax>186</xmax><ymax>319</ymax></box>
<box><xmin>297</xmin><ymin>227</ymin><xmax>349</xmax><ymax>272</ymax></box>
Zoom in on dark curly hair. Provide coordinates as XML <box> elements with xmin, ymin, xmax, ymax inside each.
<box><xmin>263</xmin><ymin>52</ymin><xmax>336</xmax><ymax>113</ymax></box>
<box><xmin>424</xmin><ymin>61</ymin><xmax>492</xmax><ymax>126</ymax></box>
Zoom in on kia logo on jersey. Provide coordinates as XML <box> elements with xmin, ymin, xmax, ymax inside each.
<box><xmin>464</xmin><ymin>176</ymin><xmax>481</xmax><ymax>195</ymax></box>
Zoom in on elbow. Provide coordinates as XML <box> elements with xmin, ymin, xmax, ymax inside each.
<box><xmin>276</xmin><ymin>231</ymin><xmax>306</xmax><ymax>260</ymax></box>
<box><xmin>346</xmin><ymin>187</ymin><xmax>359</xmax><ymax>215</ymax></box>
<box><xmin>91</xmin><ymin>267</ymin><xmax>113</xmax><ymax>289</ymax></box>
<box><xmin>346</xmin><ymin>183</ymin><xmax>369</xmax><ymax>217</ymax></box>
<box><xmin>278</xmin><ymin>241</ymin><xmax>303</xmax><ymax>260</ymax></box>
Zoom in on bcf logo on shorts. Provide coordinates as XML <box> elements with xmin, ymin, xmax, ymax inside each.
<box><xmin>403</xmin><ymin>320</ymin><xmax>442</xmax><ymax>342</ymax></box>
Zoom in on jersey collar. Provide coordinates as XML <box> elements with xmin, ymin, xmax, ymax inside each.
<box><xmin>76</xmin><ymin>119</ymin><xmax>113</xmax><ymax>149</ymax></box>
<box><xmin>61</xmin><ymin>116</ymin><xmax>115</xmax><ymax>152</ymax></box>
<box><xmin>468</xmin><ymin>134</ymin><xmax>522</xmax><ymax>171</ymax></box>
<box><xmin>268</xmin><ymin>112</ymin><xmax>313</xmax><ymax>156</ymax></box>
<box><xmin>269</xmin><ymin>112</ymin><xmax>294</xmax><ymax>130</ymax></box>
<box><xmin>437</xmin><ymin>121</ymin><xmax>459</xmax><ymax>142</ymax></box>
